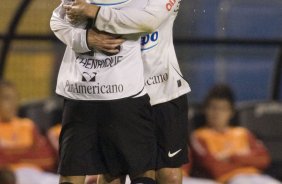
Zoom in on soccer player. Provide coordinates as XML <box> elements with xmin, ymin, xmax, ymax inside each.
<box><xmin>64</xmin><ymin>0</ymin><xmax>191</xmax><ymax>184</ymax></box>
<box><xmin>50</xmin><ymin>1</ymin><xmax>158</xmax><ymax>184</ymax></box>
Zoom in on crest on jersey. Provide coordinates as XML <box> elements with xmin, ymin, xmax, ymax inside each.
<box><xmin>86</xmin><ymin>0</ymin><xmax>132</xmax><ymax>6</ymax></box>
<box><xmin>82</xmin><ymin>72</ymin><xmax>97</xmax><ymax>82</ymax></box>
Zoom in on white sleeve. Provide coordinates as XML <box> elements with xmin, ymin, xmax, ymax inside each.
<box><xmin>50</xmin><ymin>4</ymin><xmax>91</xmax><ymax>53</ymax></box>
<box><xmin>95</xmin><ymin>0</ymin><xmax>171</xmax><ymax>34</ymax></box>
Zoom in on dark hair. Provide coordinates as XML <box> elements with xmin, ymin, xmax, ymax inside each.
<box><xmin>0</xmin><ymin>168</ymin><xmax>16</xmax><ymax>184</ymax></box>
<box><xmin>204</xmin><ymin>84</ymin><xmax>235</xmax><ymax>109</ymax></box>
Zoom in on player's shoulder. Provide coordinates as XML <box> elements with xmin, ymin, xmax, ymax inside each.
<box><xmin>97</xmin><ymin>0</ymin><xmax>148</xmax><ymax>9</ymax></box>
<box><xmin>164</xmin><ymin>0</ymin><xmax>181</xmax><ymax>13</ymax></box>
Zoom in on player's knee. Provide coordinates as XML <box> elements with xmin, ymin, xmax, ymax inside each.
<box><xmin>59</xmin><ymin>175</ymin><xmax>85</xmax><ymax>184</ymax></box>
<box><xmin>160</xmin><ymin>174</ymin><xmax>180</xmax><ymax>184</ymax></box>
<box><xmin>98</xmin><ymin>174</ymin><xmax>124</xmax><ymax>184</ymax></box>
<box><xmin>131</xmin><ymin>177</ymin><xmax>156</xmax><ymax>184</ymax></box>
<box><xmin>157</xmin><ymin>168</ymin><xmax>182</xmax><ymax>184</ymax></box>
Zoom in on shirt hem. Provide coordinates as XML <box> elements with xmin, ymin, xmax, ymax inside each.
<box><xmin>150</xmin><ymin>89</ymin><xmax>191</xmax><ymax>106</ymax></box>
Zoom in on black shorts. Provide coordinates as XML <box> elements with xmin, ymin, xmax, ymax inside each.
<box><xmin>153</xmin><ymin>94</ymin><xmax>189</xmax><ymax>169</ymax></box>
<box><xmin>58</xmin><ymin>95</ymin><xmax>157</xmax><ymax>177</ymax></box>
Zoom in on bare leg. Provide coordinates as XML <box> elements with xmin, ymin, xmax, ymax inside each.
<box><xmin>98</xmin><ymin>170</ymin><xmax>156</xmax><ymax>184</ymax></box>
<box><xmin>97</xmin><ymin>174</ymin><xmax>125</xmax><ymax>184</ymax></box>
<box><xmin>156</xmin><ymin>168</ymin><xmax>182</xmax><ymax>184</ymax></box>
<box><xmin>130</xmin><ymin>170</ymin><xmax>155</xmax><ymax>181</ymax></box>
<box><xmin>59</xmin><ymin>175</ymin><xmax>86</xmax><ymax>184</ymax></box>
<box><xmin>130</xmin><ymin>170</ymin><xmax>156</xmax><ymax>184</ymax></box>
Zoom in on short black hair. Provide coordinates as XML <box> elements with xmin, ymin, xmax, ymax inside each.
<box><xmin>204</xmin><ymin>84</ymin><xmax>235</xmax><ymax>109</ymax></box>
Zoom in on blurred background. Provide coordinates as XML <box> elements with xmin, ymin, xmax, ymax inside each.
<box><xmin>0</xmin><ymin>0</ymin><xmax>282</xmax><ymax>182</ymax></box>
<box><xmin>176</xmin><ymin>0</ymin><xmax>282</xmax><ymax>103</ymax></box>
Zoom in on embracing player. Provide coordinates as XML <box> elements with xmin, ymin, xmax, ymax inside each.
<box><xmin>50</xmin><ymin>0</ymin><xmax>160</xmax><ymax>184</ymax></box>
<box><xmin>64</xmin><ymin>0</ymin><xmax>191</xmax><ymax>184</ymax></box>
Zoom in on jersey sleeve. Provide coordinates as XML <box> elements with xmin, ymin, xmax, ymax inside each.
<box><xmin>95</xmin><ymin>0</ymin><xmax>176</xmax><ymax>34</ymax></box>
<box><xmin>50</xmin><ymin>4</ymin><xmax>91</xmax><ymax>53</ymax></box>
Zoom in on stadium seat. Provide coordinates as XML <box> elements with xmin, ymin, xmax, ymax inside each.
<box><xmin>217</xmin><ymin>0</ymin><xmax>282</xmax><ymax>39</ymax></box>
<box><xmin>238</xmin><ymin>101</ymin><xmax>282</xmax><ymax>180</ymax></box>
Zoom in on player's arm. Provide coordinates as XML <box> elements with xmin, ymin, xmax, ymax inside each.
<box><xmin>50</xmin><ymin>4</ymin><xmax>124</xmax><ymax>54</ymax></box>
<box><xmin>65</xmin><ymin>0</ymin><xmax>175</xmax><ymax>34</ymax></box>
<box><xmin>50</xmin><ymin>4</ymin><xmax>92</xmax><ymax>53</ymax></box>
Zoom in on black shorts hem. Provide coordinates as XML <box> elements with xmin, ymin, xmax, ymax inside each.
<box><xmin>58</xmin><ymin>94</ymin><xmax>157</xmax><ymax>177</ymax></box>
<box><xmin>156</xmin><ymin>159</ymin><xmax>189</xmax><ymax>170</ymax></box>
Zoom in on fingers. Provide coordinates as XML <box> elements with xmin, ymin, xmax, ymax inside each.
<box><xmin>63</xmin><ymin>0</ymin><xmax>74</xmax><ymax>5</ymax></box>
<box><xmin>64</xmin><ymin>3</ymin><xmax>87</xmax><ymax>24</ymax></box>
<box><xmin>64</xmin><ymin>5</ymin><xmax>78</xmax><ymax>15</ymax></box>
<box><xmin>89</xmin><ymin>31</ymin><xmax>125</xmax><ymax>43</ymax></box>
<box><xmin>87</xmin><ymin>29</ymin><xmax>125</xmax><ymax>54</ymax></box>
<box><xmin>103</xmin><ymin>38</ymin><xmax>125</xmax><ymax>46</ymax></box>
<box><xmin>101</xmin><ymin>38</ymin><xmax>124</xmax><ymax>48</ymax></box>
<box><xmin>74</xmin><ymin>0</ymin><xmax>84</xmax><ymax>3</ymax></box>
<box><xmin>99</xmin><ymin>43</ymin><xmax>121</xmax><ymax>50</ymax></box>
<box><xmin>66</xmin><ymin>16</ymin><xmax>78</xmax><ymax>25</ymax></box>
<box><xmin>63</xmin><ymin>4</ymin><xmax>76</xmax><ymax>17</ymax></box>
<box><xmin>63</xmin><ymin>4</ymin><xmax>72</xmax><ymax>11</ymax></box>
<box><xmin>100</xmin><ymin>48</ymin><xmax>120</xmax><ymax>55</ymax></box>
<box><xmin>94</xmin><ymin>41</ymin><xmax>122</xmax><ymax>54</ymax></box>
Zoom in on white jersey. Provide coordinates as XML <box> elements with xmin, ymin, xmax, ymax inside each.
<box><xmin>95</xmin><ymin>0</ymin><xmax>191</xmax><ymax>105</ymax></box>
<box><xmin>50</xmin><ymin>0</ymin><xmax>148</xmax><ymax>101</ymax></box>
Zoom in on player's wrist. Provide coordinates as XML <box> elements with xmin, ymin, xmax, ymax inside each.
<box><xmin>86</xmin><ymin>29</ymin><xmax>95</xmax><ymax>50</ymax></box>
<box><xmin>85</xmin><ymin>4</ymin><xmax>99</xmax><ymax>19</ymax></box>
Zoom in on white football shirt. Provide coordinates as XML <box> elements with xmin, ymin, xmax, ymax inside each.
<box><xmin>50</xmin><ymin>0</ymin><xmax>148</xmax><ymax>100</ymax></box>
<box><xmin>95</xmin><ymin>0</ymin><xmax>191</xmax><ymax>105</ymax></box>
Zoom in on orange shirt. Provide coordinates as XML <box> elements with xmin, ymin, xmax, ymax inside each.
<box><xmin>0</xmin><ymin>118</ymin><xmax>57</xmax><ymax>171</ymax></box>
<box><xmin>190</xmin><ymin>127</ymin><xmax>270</xmax><ymax>183</ymax></box>
<box><xmin>195</xmin><ymin>127</ymin><xmax>251</xmax><ymax>159</ymax></box>
<box><xmin>0</xmin><ymin>118</ymin><xmax>35</xmax><ymax>152</ymax></box>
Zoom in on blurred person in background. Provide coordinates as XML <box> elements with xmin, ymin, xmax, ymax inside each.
<box><xmin>47</xmin><ymin>123</ymin><xmax>62</xmax><ymax>152</ymax></box>
<box><xmin>190</xmin><ymin>84</ymin><xmax>281</xmax><ymax>184</ymax></box>
<box><xmin>0</xmin><ymin>80</ymin><xmax>59</xmax><ymax>184</ymax></box>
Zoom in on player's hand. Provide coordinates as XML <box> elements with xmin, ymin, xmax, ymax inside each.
<box><xmin>87</xmin><ymin>29</ymin><xmax>125</xmax><ymax>55</ymax></box>
<box><xmin>63</xmin><ymin>0</ymin><xmax>99</xmax><ymax>23</ymax></box>
<box><xmin>65</xmin><ymin>13</ymin><xmax>86</xmax><ymax>25</ymax></box>
<box><xmin>63</xmin><ymin>0</ymin><xmax>87</xmax><ymax>24</ymax></box>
